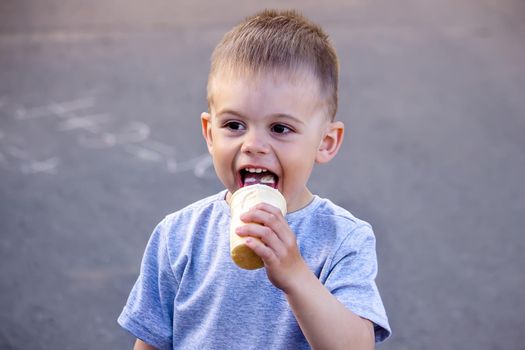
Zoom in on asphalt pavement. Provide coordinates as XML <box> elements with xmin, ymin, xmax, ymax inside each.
<box><xmin>1</xmin><ymin>1</ymin><xmax>524</xmax><ymax>349</ymax></box>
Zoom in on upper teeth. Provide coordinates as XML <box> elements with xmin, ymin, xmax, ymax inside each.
<box><xmin>245</xmin><ymin>168</ymin><xmax>267</xmax><ymax>173</ymax></box>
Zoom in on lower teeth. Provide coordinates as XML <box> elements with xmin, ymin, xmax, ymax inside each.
<box><xmin>243</xmin><ymin>173</ymin><xmax>276</xmax><ymax>187</ymax></box>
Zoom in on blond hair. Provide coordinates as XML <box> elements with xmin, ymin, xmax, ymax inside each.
<box><xmin>207</xmin><ymin>9</ymin><xmax>339</xmax><ymax>120</ymax></box>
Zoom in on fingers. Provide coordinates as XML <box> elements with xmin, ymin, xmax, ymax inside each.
<box><xmin>240</xmin><ymin>203</ymin><xmax>279</xmax><ymax>223</ymax></box>
<box><xmin>236</xmin><ymin>222</ymin><xmax>276</xmax><ymax>244</ymax></box>
<box><xmin>244</xmin><ymin>236</ymin><xmax>280</xmax><ymax>265</ymax></box>
<box><xmin>239</xmin><ymin>203</ymin><xmax>291</xmax><ymax>242</ymax></box>
<box><xmin>236</xmin><ymin>203</ymin><xmax>294</xmax><ymax>260</ymax></box>
<box><xmin>236</xmin><ymin>203</ymin><xmax>307</xmax><ymax>291</ymax></box>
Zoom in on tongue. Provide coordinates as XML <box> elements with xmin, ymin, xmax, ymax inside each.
<box><xmin>243</xmin><ymin>173</ymin><xmax>276</xmax><ymax>188</ymax></box>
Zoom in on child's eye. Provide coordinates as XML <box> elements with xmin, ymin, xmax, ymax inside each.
<box><xmin>271</xmin><ymin>124</ymin><xmax>293</xmax><ymax>135</ymax></box>
<box><xmin>224</xmin><ymin>121</ymin><xmax>245</xmax><ymax>131</ymax></box>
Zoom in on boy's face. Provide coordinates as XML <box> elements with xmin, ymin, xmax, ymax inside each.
<box><xmin>202</xmin><ymin>69</ymin><xmax>343</xmax><ymax>212</ymax></box>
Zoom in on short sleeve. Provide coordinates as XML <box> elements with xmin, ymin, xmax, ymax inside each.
<box><xmin>118</xmin><ymin>218</ymin><xmax>177</xmax><ymax>350</ymax></box>
<box><xmin>324</xmin><ymin>224</ymin><xmax>391</xmax><ymax>343</ymax></box>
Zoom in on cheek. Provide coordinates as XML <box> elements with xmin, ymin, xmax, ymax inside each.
<box><xmin>283</xmin><ymin>157</ymin><xmax>312</xmax><ymax>179</ymax></box>
<box><xmin>282</xmin><ymin>147</ymin><xmax>316</xmax><ymax>178</ymax></box>
<box><xmin>213</xmin><ymin>145</ymin><xmax>236</xmax><ymax>172</ymax></box>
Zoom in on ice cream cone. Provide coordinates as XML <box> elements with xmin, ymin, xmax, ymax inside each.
<box><xmin>229</xmin><ymin>184</ymin><xmax>287</xmax><ymax>270</ymax></box>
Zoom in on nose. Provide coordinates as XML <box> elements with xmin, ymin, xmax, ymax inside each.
<box><xmin>241</xmin><ymin>129</ymin><xmax>270</xmax><ymax>155</ymax></box>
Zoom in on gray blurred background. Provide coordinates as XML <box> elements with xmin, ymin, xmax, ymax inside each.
<box><xmin>1</xmin><ymin>1</ymin><xmax>524</xmax><ymax>349</ymax></box>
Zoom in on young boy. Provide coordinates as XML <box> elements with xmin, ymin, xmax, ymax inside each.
<box><xmin>118</xmin><ymin>9</ymin><xmax>391</xmax><ymax>349</ymax></box>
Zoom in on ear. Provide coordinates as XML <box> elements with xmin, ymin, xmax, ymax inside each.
<box><xmin>201</xmin><ymin>112</ymin><xmax>213</xmax><ymax>153</ymax></box>
<box><xmin>315</xmin><ymin>121</ymin><xmax>344</xmax><ymax>164</ymax></box>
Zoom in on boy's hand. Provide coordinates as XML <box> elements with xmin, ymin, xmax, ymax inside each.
<box><xmin>236</xmin><ymin>202</ymin><xmax>376</xmax><ymax>349</ymax></box>
<box><xmin>235</xmin><ymin>202</ymin><xmax>310</xmax><ymax>292</ymax></box>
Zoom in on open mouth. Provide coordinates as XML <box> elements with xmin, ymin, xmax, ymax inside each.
<box><xmin>240</xmin><ymin>168</ymin><xmax>278</xmax><ymax>189</ymax></box>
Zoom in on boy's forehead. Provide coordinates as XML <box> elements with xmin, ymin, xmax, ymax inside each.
<box><xmin>207</xmin><ymin>68</ymin><xmax>331</xmax><ymax>122</ymax></box>
<box><xmin>208</xmin><ymin>67</ymin><xmax>325</xmax><ymax>103</ymax></box>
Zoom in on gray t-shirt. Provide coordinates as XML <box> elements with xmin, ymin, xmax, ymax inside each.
<box><xmin>118</xmin><ymin>191</ymin><xmax>391</xmax><ymax>349</ymax></box>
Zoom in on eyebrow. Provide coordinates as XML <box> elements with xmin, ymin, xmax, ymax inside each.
<box><xmin>274</xmin><ymin>113</ymin><xmax>306</xmax><ymax>126</ymax></box>
<box><xmin>216</xmin><ymin>109</ymin><xmax>305</xmax><ymax>125</ymax></box>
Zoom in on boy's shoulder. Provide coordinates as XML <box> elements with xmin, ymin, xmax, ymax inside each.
<box><xmin>176</xmin><ymin>190</ymin><xmax>227</xmax><ymax>212</ymax></box>
<box><xmin>163</xmin><ymin>190</ymin><xmax>228</xmax><ymax>223</ymax></box>
<box><xmin>289</xmin><ymin>195</ymin><xmax>375</xmax><ymax>250</ymax></box>
<box><xmin>297</xmin><ymin>195</ymin><xmax>372</xmax><ymax>230</ymax></box>
<box><xmin>152</xmin><ymin>190</ymin><xmax>229</xmax><ymax>245</ymax></box>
